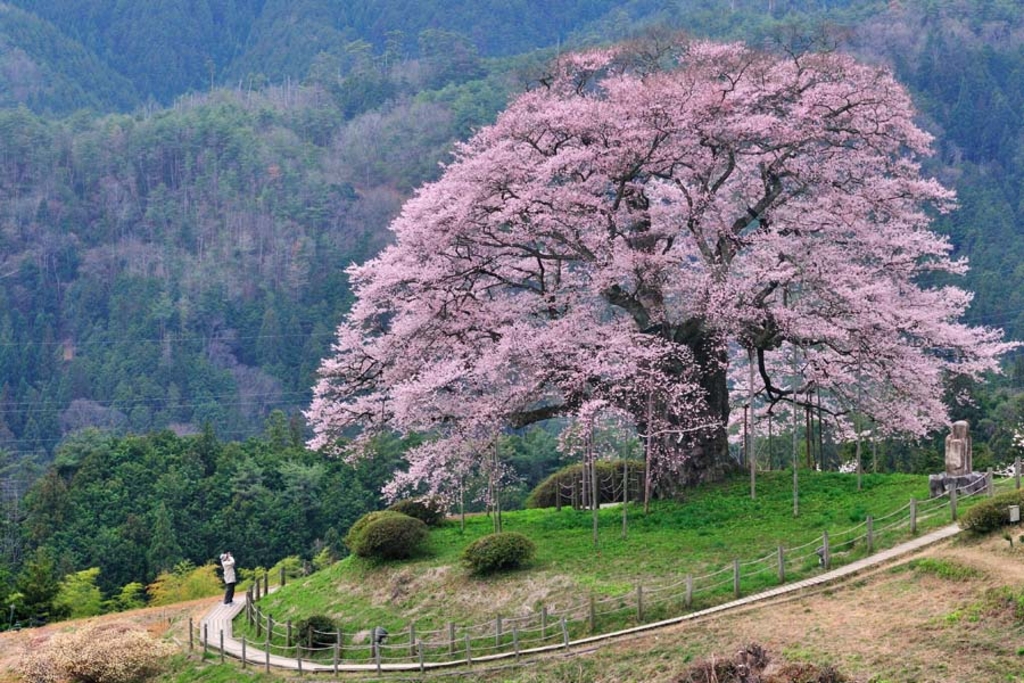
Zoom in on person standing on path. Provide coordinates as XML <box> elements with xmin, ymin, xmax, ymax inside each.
<box><xmin>220</xmin><ymin>551</ymin><xmax>236</xmax><ymax>604</ymax></box>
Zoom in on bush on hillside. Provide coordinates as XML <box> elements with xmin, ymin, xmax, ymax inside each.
<box><xmin>18</xmin><ymin>622</ymin><xmax>176</xmax><ymax>683</ymax></box>
<box><xmin>387</xmin><ymin>498</ymin><xmax>447</xmax><ymax>527</ymax></box>
<box><xmin>345</xmin><ymin>510</ymin><xmax>428</xmax><ymax>560</ymax></box>
<box><xmin>674</xmin><ymin>643</ymin><xmax>849</xmax><ymax>682</ymax></box>
<box><xmin>959</xmin><ymin>489</ymin><xmax>1024</xmax><ymax>534</ymax></box>
<box><xmin>461</xmin><ymin>532</ymin><xmax>535</xmax><ymax>575</ymax></box>
<box><xmin>294</xmin><ymin>614</ymin><xmax>338</xmax><ymax>648</ymax></box>
<box><xmin>526</xmin><ymin>460</ymin><xmax>644</xmax><ymax>509</ymax></box>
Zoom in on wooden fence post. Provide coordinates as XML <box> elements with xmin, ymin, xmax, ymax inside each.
<box><xmin>188</xmin><ymin>618</ymin><xmax>194</xmax><ymax>651</ymax></box>
<box><xmin>950</xmin><ymin>486</ymin><xmax>958</xmax><ymax>521</ymax></box>
<box><xmin>733</xmin><ymin>559</ymin><xmax>741</xmax><ymax>598</ymax></box>
<box><xmin>1016</xmin><ymin>457</ymin><xmax>1021</xmax><ymax>490</ymax></box>
<box><xmin>636</xmin><ymin>585</ymin><xmax>644</xmax><ymax>622</ymax></box>
<box><xmin>777</xmin><ymin>546</ymin><xmax>785</xmax><ymax>584</ymax></box>
<box><xmin>867</xmin><ymin>515</ymin><xmax>874</xmax><ymax>555</ymax></box>
<box><xmin>409</xmin><ymin>623</ymin><xmax>416</xmax><ymax>657</ymax></box>
<box><xmin>281</xmin><ymin>565</ymin><xmax>286</xmax><ymax>587</ymax></box>
<box><xmin>910</xmin><ymin>497</ymin><xmax>917</xmax><ymax>535</ymax></box>
<box><xmin>495</xmin><ymin>615</ymin><xmax>502</xmax><ymax>647</ymax></box>
<box><xmin>448</xmin><ymin>621</ymin><xmax>455</xmax><ymax>655</ymax></box>
<box><xmin>219</xmin><ymin>630</ymin><xmax>225</xmax><ymax>664</ymax></box>
<box><xmin>561</xmin><ymin>616</ymin><xmax>569</xmax><ymax>649</ymax></box>
<box><xmin>822</xmin><ymin>531</ymin><xmax>830</xmax><ymax>570</ymax></box>
<box><xmin>203</xmin><ymin>623</ymin><xmax>208</xmax><ymax>655</ymax></box>
<box><xmin>541</xmin><ymin>607</ymin><xmax>548</xmax><ymax>641</ymax></box>
<box><xmin>685</xmin><ymin>574</ymin><xmax>693</xmax><ymax>608</ymax></box>
<box><xmin>241</xmin><ymin>636</ymin><xmax>246</xmax><ymax>669</ymax></box>
<box><xmin>589</xmin><ymin>594</ymin><xmax>596</xmax><ymax>633</ymax></box>
<box><xmin>988</xmin><ymin>468</ymin><xmax>994</xmax><ymax>496</ymax></box>
<box><xmin>465</xmin><ymin>634</ymin><xmax>472</xmax><ymax>664</ymax></box>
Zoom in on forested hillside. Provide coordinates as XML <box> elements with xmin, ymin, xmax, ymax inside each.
<box><xmin>0</xmin><ymin>0</ymin><xmax>1020</xmax><ymax>464</ymax></box>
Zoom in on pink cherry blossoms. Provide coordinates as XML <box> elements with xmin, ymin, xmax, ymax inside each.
<box><xmin>307</xmin><ymin>38</ymin><xmax>1014</xmax><ymax>499</ymax></box>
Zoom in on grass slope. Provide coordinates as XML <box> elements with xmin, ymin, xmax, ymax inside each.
<box><xmin>243</xmin><ymin>472</ymin><xmax>960</xmax><ymax>644</ymax></box>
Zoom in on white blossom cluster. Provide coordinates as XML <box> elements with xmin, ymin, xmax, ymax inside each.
<box><xmin>18</xmin><ymin>622</ymin><xmax>176</xmax><ymax>683</ymax></box>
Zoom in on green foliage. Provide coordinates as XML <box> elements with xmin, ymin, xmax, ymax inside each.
<box><xmin>146</xmin><ymin>561</ymin><xmax>221</xmax><ymax>606</ymax></box>
<box><xmin>53</xmin><ymin>567</ymin><xmax>103</xmax><ymax>619</ymax></box>
<box><xmin>526</xmin><ymin>460</ymin><xmax>644</xmax><ymax>509</ymax></box>
<box><xmin>906</xmin><ymin>558</ymin><xmax>982</xmax><ymax>582</ymax></box>
<box><xmin>108</xmin><ymin>582</ymin><xmax>147</xmax><ymax>612</ymax></box>
<box><xmin>958</xmin><ymin>490</ymin><xmax>1024</xmax><ymax>534</ymax></box>
<box><xmin>460</xmin><ymin>532</ymin><xmax>535</xmax><ymax>575</ymax></box>
<box><xmin>14</xmin><ymin>547</ymin><xmax>63</xmax><ymax>622</ymax></box>
<box><xmin>387</xmin><ymin>498</ymin><xmax>446</xmax><ymax>527</ymax></box>
<box><xmin>293</xmin><ymin>614</ymin><xmax>339</xmax><ymax>647</ymax></box>
<box><xmin>344</xmin><ymin>511</ymin><xmax>428</xmax><ymax>561</ymax></box>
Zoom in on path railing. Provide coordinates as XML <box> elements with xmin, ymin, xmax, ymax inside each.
<box><xmin>195</xmin><ymin>465</ymin><xmax>1021</xmax><ymax>671</ymax></box>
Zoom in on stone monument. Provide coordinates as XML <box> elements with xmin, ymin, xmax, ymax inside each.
<box><xmin>944</xmin><ymin>420</ymin><xmax>973</xmax><ymax>475</ymax></box>
<box><xmin>930</xmin><ymin>420</ymin><xmax>984</xmax><ymax>497</ymax></box>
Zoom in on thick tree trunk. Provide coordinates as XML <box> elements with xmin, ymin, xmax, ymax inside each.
<box><xmin>666</xmin><ymin>321</ymin><xmax>736</xmax><ymax>488</ymax></box>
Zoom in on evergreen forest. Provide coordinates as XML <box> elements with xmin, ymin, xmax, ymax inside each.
<box><xmin>4</xmin><ymin>0</ymin><xmax>1024</xmax><ymax>626</ymax></box>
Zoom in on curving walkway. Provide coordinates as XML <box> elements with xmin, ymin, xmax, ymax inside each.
<box><xmin>198</xmin><ymin>523</ymin><xmax>962</xmax><ymax>674</ymax></box>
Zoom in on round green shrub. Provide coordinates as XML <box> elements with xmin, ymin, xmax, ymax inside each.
<box><xmin>960</xmin><ymin>490</ymin><xmax>1024</xmax><ymax>534</ymax></box>
<box><xmin>387</xmin><ymin>498</ymin><xmax>446</xmax><ymax>527</ymax></box>
<box><xmin>294</xmin><ymin>614</ymin><xmax>338</xmax><ymax>648</ymax></box>
<box><xmin>526</xmin><ymin>460</ymin><xmax>644</xmax><ymax>509</ymax></box>
<box><xmin>344</xmin><ymin>510</ymin><xmax>393</xmax><ymax>549</ymax></box>
<box><xmin>461</xmin><ymin>532</ymin><xmax>536</xmax><ymax>575</ymax></box>
<box><xmin>345</xmin><ymin>510</ymin><xmax>428</xmax><ymax>560</ymax></box>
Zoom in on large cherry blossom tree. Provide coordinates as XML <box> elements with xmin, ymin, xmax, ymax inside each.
<box><xmin>308</xmin><ymin>38</ymin><xmax>1013</xmax><ymax>497</ymax></box>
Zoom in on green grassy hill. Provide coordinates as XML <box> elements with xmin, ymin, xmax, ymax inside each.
<box><xmin>238</xmin><ymin>472</ymin><xmax>969</xmax><ymax>660</ymax></box>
